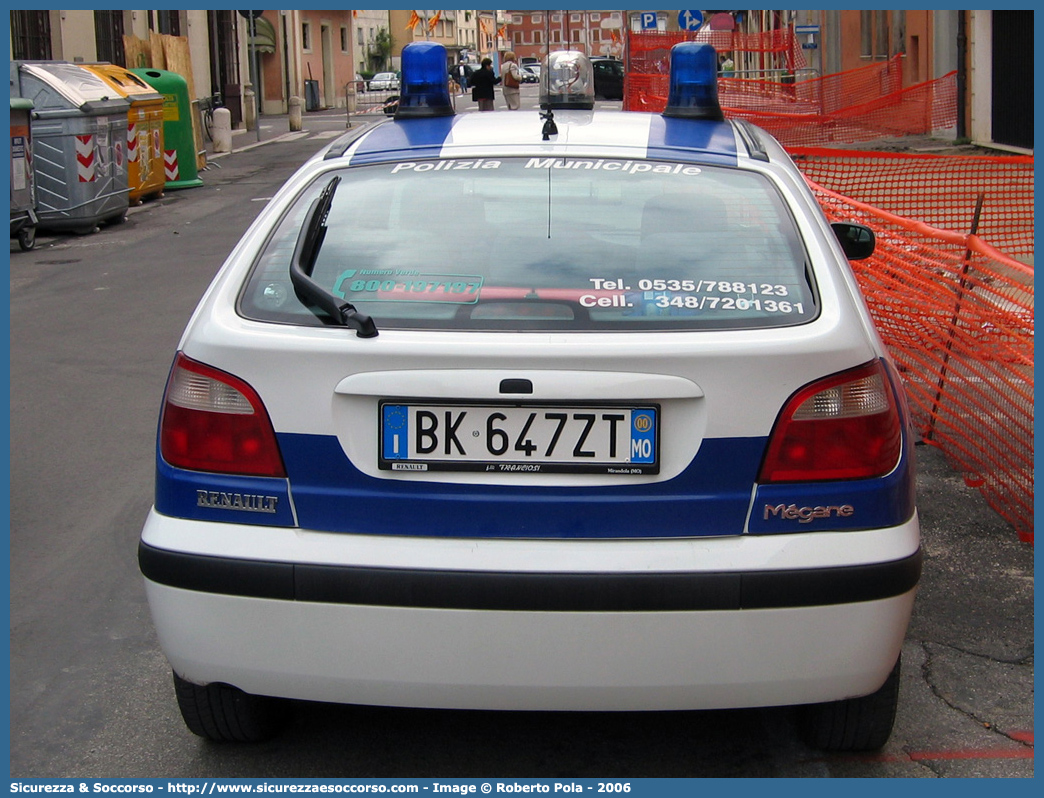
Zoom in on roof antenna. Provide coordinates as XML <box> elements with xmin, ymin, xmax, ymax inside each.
<box><xmin>540</xmin><ymin>108</ymin><xmax>558</xmax><ymax>140</ymax></box>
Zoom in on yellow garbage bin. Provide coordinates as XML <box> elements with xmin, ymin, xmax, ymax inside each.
<box><xmin>79</xmin><ymin>63</ymin><xmax>166</xmax><ymax>204</ymax></box>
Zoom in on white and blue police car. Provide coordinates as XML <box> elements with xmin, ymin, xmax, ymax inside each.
<box><xmin>139</xmin><ymin>43</ymin><xmax>920</xmax><ymax>750</ymax></box>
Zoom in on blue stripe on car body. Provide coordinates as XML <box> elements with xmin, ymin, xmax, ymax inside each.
<box><xmin>349</xmin><ymin>116</ymin><xmax>457</xmax><ymax>165</ymax></box>
<box><xmin>277</xmin><ymin>433</ymin><xmax>761</xmax><ymax>539</ymax></box>
<box><xmin>646</xmin><ymin>116</ymin><xmax>740</xmax><ymax>166</ymax></box>
<box><xmin>154</xmin><ymin>432</ymin><xmax>915</xmax><ymax>538</ymax></box>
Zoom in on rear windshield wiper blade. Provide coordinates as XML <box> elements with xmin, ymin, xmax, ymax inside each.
<box><xmin>289</xmin><ymin>175</ymin><xmax>378</xmax><ymax>338</ymax></box>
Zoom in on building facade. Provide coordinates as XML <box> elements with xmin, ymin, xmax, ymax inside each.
<box><xmin>389</xmin><ymin>9</ymin><xmax>463</xmax><ymax>67</ymax></box>
<box><xmin>9</xmin><ymin>9</ymin><xmax>1030</xmax><ymax>152</ymax></box>
<box><xmin>262</xmin><ymin>10</ymin><xmax>356</xmax><ymax>114</ymax></box>
<box><xmin>350</xmin><ymin>10</ymin><xmax>393</xmax><ymax>76</ymax></box>
<box><xmin>505</xmin><ymin>9</ymin><xmax>625</xmax><ymax>63</ymax></box>
<box><xmin>818</xmin><ymin>8</ymin><xmax>1031</xmax><ymax>150</ymax></box>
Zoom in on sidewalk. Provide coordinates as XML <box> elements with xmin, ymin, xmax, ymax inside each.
<box><xmin>203</xmin><ymin>105</ymin><xmax>354</xmax><ymax>161</ymax></box>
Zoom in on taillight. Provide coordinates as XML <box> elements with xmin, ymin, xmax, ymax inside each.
<box><xmin>759</xmin><ymin>360</ymin><xmax>902</xmax><ymax>483</ymax></box>
<box><xmin>159</xmin><ymin>353</ymin><xmax>286</xmax><ymax>477</ymax></box>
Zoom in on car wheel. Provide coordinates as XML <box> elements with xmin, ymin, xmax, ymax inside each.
<box><xmin>173</xmin><ymin>671</ymin><xmax>290</xmax><ymax>742</ymax></box>
<box><xmin>798</xmin><ymin>655</ymin><xmax>901</xmax><ymax>752</ymax></box>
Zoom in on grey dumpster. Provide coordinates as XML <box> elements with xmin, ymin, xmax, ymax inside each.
<box><xmin>11</xmin><ymin>61</ymin><xmax>131</xmax><ymax>234</ymax></box>
<box><xmin>10</xmin><ymin>97</ymin><xmax>38</xmax><ymax>250</ymax></box>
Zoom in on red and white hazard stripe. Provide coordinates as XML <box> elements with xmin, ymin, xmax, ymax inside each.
<box><xmin>76</xmin><ymin>134</ymin><xmax>96</xmax><ymax>182</ymax></box>
<box><xmin>164</xmin><ymin>149</ymin><xmax>179</xmax><ymax>181</ymax></box>
<box><xmin>127</xmin><ymin>122</ymin><xmax>139</xmax><ymax>162</ymax></box>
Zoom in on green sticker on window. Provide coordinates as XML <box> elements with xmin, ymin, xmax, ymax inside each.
<box><xmin>334</xmin><ymin>270</ymin><xmax>484</xmax><ymax>304</ymax></box>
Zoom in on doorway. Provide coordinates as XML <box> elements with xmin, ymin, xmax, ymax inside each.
<box><xmin>991</xmin><ymin>10</ymin><xmax>1032</xmax><ymax>149</ymax></box>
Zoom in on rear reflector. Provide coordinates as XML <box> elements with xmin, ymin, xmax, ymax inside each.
<box><xmin>160</xmin><ymin>353</ymin><xmax>286</xmax><ymax>478</ymax></box>
<box><xmin>759</xmin><ymin>360</ymin><xmax>902</xmax><ymax>483</ymax></box>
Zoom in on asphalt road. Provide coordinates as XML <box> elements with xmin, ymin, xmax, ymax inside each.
<box><xmin>7</xmin><ymin>101</ymin><xmax>1034</xmax><ymax>780</ymax></box>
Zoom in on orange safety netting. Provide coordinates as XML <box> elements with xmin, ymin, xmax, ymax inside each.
<box><xmin>719</xmin><ymin>56</ymin><xmax>902</xmax><ymax>112</ymax></box>
<box><xmin>628</xmin><ymin>28</ymin><xmax>807</xmax><ymax>75</ymax></box>
<box><xmin>726</xmin><ymin>71</ymin><xmax>958</xmax><ymax>148</ymax></box>
<box><xmin>810</xmin><ymin>182</ymin><xmax>1034</xmax><ymax>544</ymax></box>
<box><xmin>791</xmin><ymin>149</ymin><xmax>1035</xmax><ymax>260</ymax></box>
<box><xmin>625</xmin><ymin>52</ymin><xmax>957</xmax><ymax>148</ymax></box>
<box><xmin>625</xmin><ymin>28</ymin><xmax>956</xmax><ymax>147</ymax></box>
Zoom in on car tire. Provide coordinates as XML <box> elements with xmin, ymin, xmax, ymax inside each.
<box><xmin>173</xmin><ymin>671</ymin><xmax>290</xmax><ymax>742</ymax></box>
<box><xmin>798</xmin><ymin>655</ymin><xmax>901</xmax><ymax>752</ymax></box>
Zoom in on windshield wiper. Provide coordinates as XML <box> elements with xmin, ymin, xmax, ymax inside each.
<box><xmin>290</xmin><ymin>175</ymin><xmax>378</xmax><ymax>338</ymax></box>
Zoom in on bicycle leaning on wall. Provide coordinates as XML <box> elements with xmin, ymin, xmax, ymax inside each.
<box><xmin>197</xmin><ymin>92</ymin><xmax>224</xmax><ymax>142</ymax></box>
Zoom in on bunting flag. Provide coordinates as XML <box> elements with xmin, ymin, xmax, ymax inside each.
<box><xmin>610</xmin><ymin>29</ymin><xmax>620</xmax><ymax>44</ymax></box>
<box><xmin>428</xmin><ymin>10</ymin><xmax>442</xmax><ymax>32</ymax></box>
<box><xmin>497</xmin><ymin>25</ymin><xmax>507</xmax><ymax>38</ymax></box>
<box><xmin>406</xmin><ymin>11</ymin><xmax>421</xmax><ymax>31</ymax></box>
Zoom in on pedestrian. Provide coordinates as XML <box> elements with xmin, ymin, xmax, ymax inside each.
<box><xmin>470</xmin><ymin>57</ymin><xmax>499</xmax><ymax>112</ymax></box>
<box><xmin>455</xmin><ymin>64</ymin><xmax>470</xmax><ymax>96</ymax></box>
<box><xmin>501</xmin><ymin>51</ymin><xmax>523</xmax><ymax>110</ymax></box>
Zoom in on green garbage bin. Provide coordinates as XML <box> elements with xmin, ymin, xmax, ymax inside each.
<box><xmin>130</xmin><ymin>68</ymin><xmax>203</xmax><ymax>190</ymax></box>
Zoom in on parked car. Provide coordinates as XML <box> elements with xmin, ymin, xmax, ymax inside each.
<box><xmin>519</xmin><ymin>65</ymin><xmax>539</xmax><ymax>84</ymax></box>
<box><xmin>590</xmin><ymin>56</ymin><xmax>624</xmax><ymax>100</ymax></box>
<box><xmin>140</xmin><ymin>44</ymin><xmax>920</xmax><ymax>751</ymax></box>
<box><xmin>367</xmin><ymin>71</ymin><xmax>400</xmax><ymax>91</ymax></box>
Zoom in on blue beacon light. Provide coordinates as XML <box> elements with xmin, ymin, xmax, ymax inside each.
<box><xmin>662</xmin><ymin>42</ymin><xmax>724</xmax><ymax>121</ymax></box>
<box><xmin>395</xmin><ymin>41</ymin><xmax>454</xmax><ymax>118</ymax></box>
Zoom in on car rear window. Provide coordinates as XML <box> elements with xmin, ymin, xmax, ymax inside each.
<box><xmin>240</xmin><ymin>158</ymin><xmax>817</xmax><ymax>332</ymax></box>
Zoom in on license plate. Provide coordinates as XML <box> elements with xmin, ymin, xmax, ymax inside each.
<box><xmin>379</xmin><ymin>403</ymin><xmax>659</xmax><ymax>474</ymax></box>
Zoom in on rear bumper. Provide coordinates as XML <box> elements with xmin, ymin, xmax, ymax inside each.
<box><xmin>140</xmin><ymin>540</ymin><xmax>920</xmax><ymax>612</ymax></box>
<box><xmin>140</xmin><ymin>509</ymin><xmax>920</xmax><ymax>711</ymax></box>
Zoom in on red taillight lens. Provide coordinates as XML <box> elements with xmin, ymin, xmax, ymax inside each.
<box><xmin>159</xmin><ymin>353</ymin><xmax>286</xmax><ymax>478</ymax></box>
<box><xmin>759</xmin><ymin>360</ymin><xmax>902</xmax><ymax>483</ymax></box>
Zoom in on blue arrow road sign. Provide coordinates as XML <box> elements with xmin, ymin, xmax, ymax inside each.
<box><xmin>678</xmin><ymin>10</ymin><xmax>704</xmax><ymax>30</ymax></box>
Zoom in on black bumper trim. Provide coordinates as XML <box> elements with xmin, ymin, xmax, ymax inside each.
<box><xmin>139</xmin><ymin>541</ymin><xmax>922</xmax><ymax>612</ymax></box>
